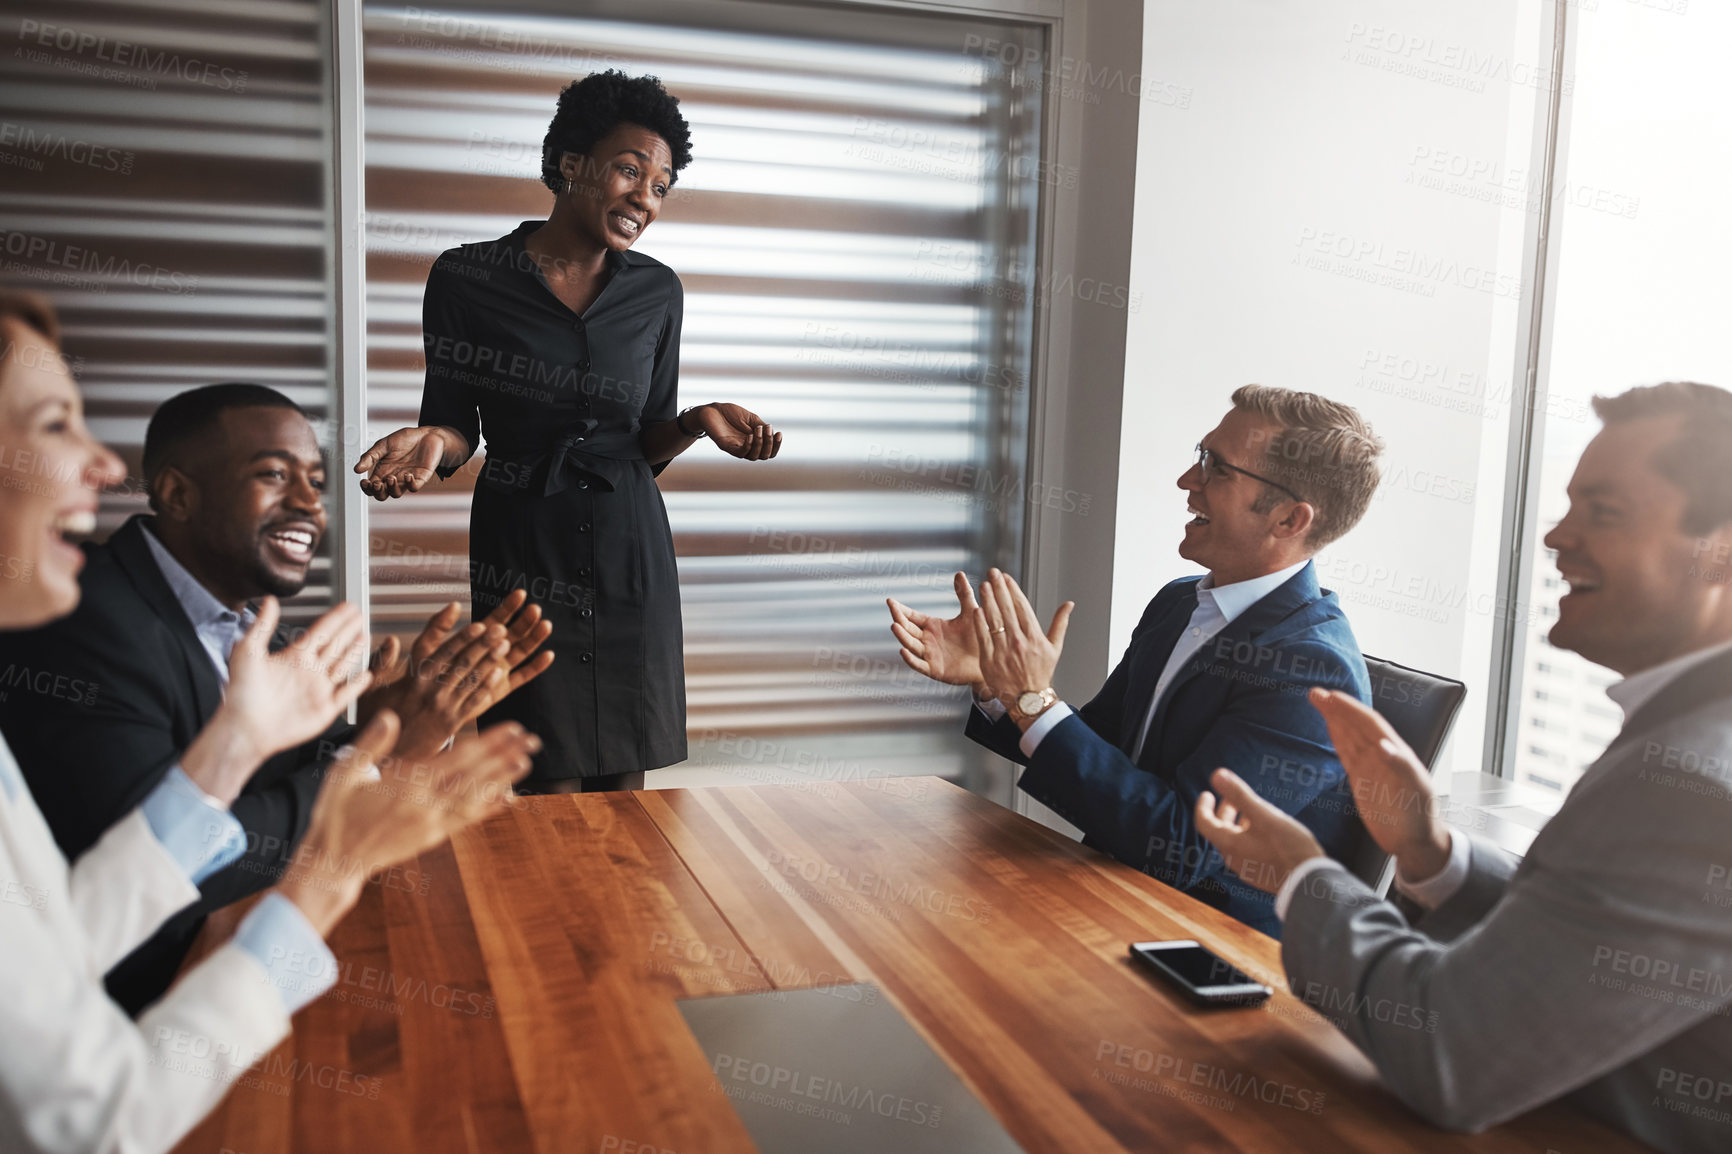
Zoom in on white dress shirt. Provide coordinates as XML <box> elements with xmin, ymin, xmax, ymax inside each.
<box><xmin>1274</xmin><ymin>636</ymin><xmax>1732</xmax><ymax>921</ymax></box>
<box><xmin>979</xmin><ymin>561</ymin><xmax>1310</xmax><ymax>761</ymax></box>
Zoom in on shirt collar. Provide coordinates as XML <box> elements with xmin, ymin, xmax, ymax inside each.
<box><xmin>1605</xmin><ymin>637</ymin><xmax>1732</xmax><ymax>721</ymax></box>
<box><xmin>139</xmin><ymin>521</ymin><xmax>249</xmax><ymax>634</ymax></box>
<box><xmin>1196</xmin><ymin>559</ymin><xmax>1309</xmax><ymax>625</ymax></box>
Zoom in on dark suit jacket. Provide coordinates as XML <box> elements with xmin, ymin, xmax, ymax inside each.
<box><xmin>968</xmin><ymin>563</ymin><xmax>1370</xmax><ymax>937</ymax></box>
<box><xmin>0</xmin><ymin>515</ymin><xmax>347</xmax><ymax>1012</ymax></box>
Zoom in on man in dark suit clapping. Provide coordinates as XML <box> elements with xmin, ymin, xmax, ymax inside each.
<box><xmin>0</xmin><ymin>383</ymin><xmax>553</xmax><ymax>1012</ymax></box>
<box><xmin>889</xmin><ymin>386</ymin><xmax>1384</xmax><ymax>936</ymax></box>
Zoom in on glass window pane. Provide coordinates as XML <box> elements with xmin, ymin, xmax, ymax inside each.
<box><xmin>1509</xmin><ymin>0</ymin><xmax>1732</xmax><ymax>796</ymax></box>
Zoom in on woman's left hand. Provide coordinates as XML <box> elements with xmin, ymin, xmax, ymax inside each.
<box><xmin>699</xmin><ymin>402</ymin><xmax>783</xmax><ymax>461</ymax></box>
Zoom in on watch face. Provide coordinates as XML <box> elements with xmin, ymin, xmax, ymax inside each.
<box><xmin>1017</xmin><ymin>691</ymin><xmax>1044</xmax><ymax>714</ymax></box>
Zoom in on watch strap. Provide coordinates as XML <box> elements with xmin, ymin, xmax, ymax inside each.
<box><xmin>676</xmin><ymin>406</ymin><xmax>709</xmax><ymax>438</ymax></box>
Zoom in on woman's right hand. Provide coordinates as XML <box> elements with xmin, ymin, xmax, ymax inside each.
<box><xmin>181</xmin><ymin>598</ymin><xmax>372</xmax><ymax>805</ymax></box>
<box><xmin>273</xmin><ymin>711</ymin><xmax>541</xmax><ymax>934</ymax></box>
<box><xmin>355</xmin><ymin>425</ymin><xmax>465</xmax><ymax>500</ymax></box>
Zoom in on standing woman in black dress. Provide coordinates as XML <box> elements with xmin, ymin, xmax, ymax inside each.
<box><xmin>356</xmin><ymin>71</ymin><xmax>781</xmax><ymax>792</ymax></box>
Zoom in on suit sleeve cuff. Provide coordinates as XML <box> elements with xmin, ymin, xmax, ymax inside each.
<box><xmin>1017</xmin><ymin>702</ymin><xmax>1074</xmax><ymax>758</ymax></box>
<box><xmin>139</xmin><ymin>765</ymin><xmax>248</xmax><ymax>885</ymax></box>
<box><xmin>1273</xmin><ymin>856</ymin><xmax>1337</xmax><ymax>922</ymax></box>
<box><xmin>236</xmin><ymin>892</ymin><xmax>340</xmax><ymax>1015</ymax></box>
<box><xmin>1393</xmin><ymin>828</ymin><xmax>1470</xmax><ymax>909</ymax></box>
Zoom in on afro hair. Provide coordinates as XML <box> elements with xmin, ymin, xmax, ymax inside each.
<box><xmin>540</xmin><ymin>69</ymin><xmax>693</xmax><ymax>192</ymax></box>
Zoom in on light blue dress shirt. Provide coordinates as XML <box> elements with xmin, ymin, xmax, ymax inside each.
<box><xmin>139</xmin><ymin>522</ymin><xmax>255</xmax><ymax>683</ymax></box>
<box><xmin>137</xmin><ymin>772</ymin><xmax>336</xmax><ymax>1015</ymax></box>
<box><xmin>0</xmin><ymin>731</ymin><xmax>335</xmax><ymax>1014</ymax></box>
<box><xmin>137</xmin><ymin>765</ymin><xmax>249</xmax><ymax>884</ymax></box>
<box><xmin>0</xmin><ymin>739</ymin><xmax>20</xmax><ymax>803</ymax></box>
<box><xmin>0</xmin><ymin>730</ymin><xmax>247</xmax><ymax>881</ymax></box>
<box><xmin>128</xmin><ymin>525</ymin><xmax>337</xmax><ymax>1013</ymax></box>
<box><xmin>234</xmin><ymin>892</ymin><xmax>341</xmax><ymax>1012</ymax></box>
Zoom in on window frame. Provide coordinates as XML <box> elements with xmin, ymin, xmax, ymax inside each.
<box><xmin>1480</xmin><ymin>0</ymin><xmax>1581</xmax><ymax>781</ymax></box>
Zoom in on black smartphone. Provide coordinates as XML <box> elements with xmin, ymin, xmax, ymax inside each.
<box><xmin>1129</xmin><ymin>940</ymin><xmax>1272</xmax><ymax>1008</ymax></box>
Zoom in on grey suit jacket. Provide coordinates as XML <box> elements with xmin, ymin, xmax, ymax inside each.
<box><xmin>1283</xmin><ymin>647</ymin><xmax>1732</xmax><ymax>1154</ymax></box>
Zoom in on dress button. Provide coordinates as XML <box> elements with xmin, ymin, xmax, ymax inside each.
<box><xmin>1191</xmin><ymin>627</ymin><xmax>1200</xmax><ymax>636</ymax></box>
<box><xmin>580</xmin><ymin>608</ymin><xmax>593</xmax><ymax>619</ymax></box>
<box><xmin>578</xmin><ymin>523</ymin><xmax>591</xmax><ymax>533</ymax></box>
<box><xmin>579</xmin><ymin>566</ymin><xmax>592</xmax><ymax>577</ymax></box>
<box><xmin>580</xmin><ymin>652</ymin><xmax>593</xmax><ymax>663</ymax></box>
<box><xmin>577</xmin><ymin>480</ymin><xmax>590</xmax><ymax>490</ymax></box>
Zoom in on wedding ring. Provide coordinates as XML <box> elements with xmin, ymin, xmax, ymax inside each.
<box><xmin>991</xmin><ymin>626</ymin><xmax>1007</xmax><ymax>634</ymax></box>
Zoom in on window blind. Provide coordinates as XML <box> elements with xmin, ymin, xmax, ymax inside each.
<box><xmin>0</xmin><ymin>0</ymin><xmax>337</xmax><ymax>621</ymax></box>
<box><xmin>360</xmin><ymin>0</ymin><xmax>1043</xmax><ymax>794</ymax></box>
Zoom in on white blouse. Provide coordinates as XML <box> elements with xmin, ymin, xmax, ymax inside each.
<box><xmin>0</xmin><ymin>736</ymin><xmax>322</xmax><ymax>1154</ymax></box>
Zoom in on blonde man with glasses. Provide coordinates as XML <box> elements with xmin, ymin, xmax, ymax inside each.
<box><xmin>889</xmin><ymin>386</ymin><xmax>1385</xmax><ymax>936</ymax></box>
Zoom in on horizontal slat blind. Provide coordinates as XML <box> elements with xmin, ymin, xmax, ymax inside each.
<box><xmin>361</xmin><ymin>1</ymin><xmax>1042</xmax><ymax>793</ymax></box>
<box><xmin>0</xmin><ymin>0</ymin><xmax>337</xmax><ymax>621</ymax></box>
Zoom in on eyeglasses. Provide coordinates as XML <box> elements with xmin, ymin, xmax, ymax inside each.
<box><xmin>1194</xmin><ymin>444</ymin><xmax>1305</xmax><ymax>504</ymax></box>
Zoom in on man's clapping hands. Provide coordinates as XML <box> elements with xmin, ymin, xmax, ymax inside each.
<box><xmin>360</xmin><ymin>589</ymin><xmax>555</xmax><ymax>761</ymax></box>
<box><xmin>179</xmin><ymin>597</ymin><xmax>372</xmax><ymax>805</ymax></box>
<box><xmin>1194</xmin><ymin>687</ymin><xmax>1451</xmax><ymax>895</ymax></box>
<box><xmin>167</xmin><ymin>591</ymin><xmax>548</xmax><ymax>937</ymax></box>
<box><xmin>888</xmin><ymin>569</ymin><xmax>1072</xmax><ymax>726</ymax></box>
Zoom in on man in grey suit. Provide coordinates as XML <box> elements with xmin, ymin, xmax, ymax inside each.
<box><xmin>1192</xmin><ymin>381</ymin><xmax>1732</xmax><ymax>1154</ymax></box>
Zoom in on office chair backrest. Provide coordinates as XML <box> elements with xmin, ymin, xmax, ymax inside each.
<box><xmin>1342</xmin><ymin>656</ymin><xmax>1468</xmax><ymax>894</ymax></box>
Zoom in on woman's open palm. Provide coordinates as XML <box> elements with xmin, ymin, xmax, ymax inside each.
<box><xmin>700</xmin><ymin>402</ymin><xmax>783</xmax><ymax>461</ymax></box>
<box><xmin>355</xmin><ymin>425</ymin><xmax>447</xmax><ymax>500</ymax></box>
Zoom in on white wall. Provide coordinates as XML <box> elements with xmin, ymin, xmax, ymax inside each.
<box><xmin>1116</xmin><ymin>0</ymin><xmax>1552</xmax><ymax>776</ymax></box>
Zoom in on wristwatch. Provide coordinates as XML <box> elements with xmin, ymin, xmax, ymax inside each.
<box><xmin>1008</xmin><ymin>686</ymin><xmax>1058</xmax><ymax>723</ymax></box>
<box><xmin>676</xmin><ymin>406</ymin><xmax>709</xmax><ymax>438</ymax></box>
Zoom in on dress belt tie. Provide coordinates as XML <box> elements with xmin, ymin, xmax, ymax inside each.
<box><xmin>481</xmin><ymin>425</ymin><xmax>646</xmax><ymax>497</ymax></box>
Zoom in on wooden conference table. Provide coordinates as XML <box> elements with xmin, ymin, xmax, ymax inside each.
<box><xmin>173</xmin><ymin>778</ymin><xmax>1641</xmax><ymax>1153</ymax></box>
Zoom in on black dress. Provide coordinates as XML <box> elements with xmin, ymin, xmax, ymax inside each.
<box><xmin>418</xmin><ymin>220</ymin><xmax>686</xmax><ymax>781</ymax></box>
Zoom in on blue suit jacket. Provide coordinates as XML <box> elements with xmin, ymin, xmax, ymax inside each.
<box><xmin>967</xmin><ymin>563</ymin><xmax>1370</xmax><ymax>937</ymax></box>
